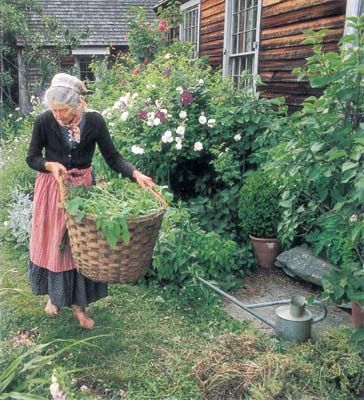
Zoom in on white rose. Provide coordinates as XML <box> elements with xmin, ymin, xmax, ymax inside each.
<box><xmin>198</xmin><ymin>79</ymin><xmax>204</xmax><ymax>85</ymax></box>
<box><xmin>153</xmin><ymin>118</ymin><xmax>161</xmax><ymax>126</ymax></box>
<box><xmin>161</xmin><ymin>130</ymin><xmax>173</xmax><ymax>143</ymax></box>
<box><xmin>176</xmin><ymin>87</ymin><xmax>184</xmax><ymax>94</ymax></box>
<box><xmin>164</xmin><ymin>53</ymin><xmax>171</xmax><ymax>59</ymax></box>
<box><xmin>207</xmin><ymin>119</ymin><xmax>216</xmax><ymax>128</ymax></box>
<box><xmin>194</xmin><ymin>141</ymin><xmax>203</xmax><ymax>151</ymax></box>
<box><xmin>131</xmin><ymin>145</ymin><xmax>145</xmax><ymax>154</ymax></box>
<box><xmin>179</xmin><ymin>110</ymin><xmax>187</xmax><ymax>119</ymax></box>
<box><xmin>175</xmin><ymin>142</ymin><xmax>182</xmax><ymax>150</ymax></box>
<box><xmin>147</xmin><ymin>120</ymin><xmax>154</xmax><ymax>126</ymax></box>
<box><xmin>121</xmin><ymin>111</ymin><xmax>129</xmax><ymax>121</ymax></box>
<box><xmin>199</xmin><ymin>115</ymin><xmax>207</xmax><ymax>125</ymax></box>
<box><xmin>176</xmin><ymin>126</ymin><xmax>185</xmax><ymax>136</ymax></box>
<box><xmin>161</xmin><ymin>108</ymin><xmax>168</xmax><ymax>114</ymax></box>
<box><xmin>234</xmin><ymin>134</ymin><xmax>242</xmax><ymax>141</ymax></box>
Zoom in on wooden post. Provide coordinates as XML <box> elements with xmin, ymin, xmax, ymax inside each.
<box><xmin>18</xmin><ymin>48</ymin><xmax>30</xmax><ymax>112</ymax></box>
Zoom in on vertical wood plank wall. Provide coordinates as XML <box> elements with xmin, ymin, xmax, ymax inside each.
<box><xmin>199</xmin><ymin>0</ymin><xmax>346</xmax><ymax>109</ymax></box>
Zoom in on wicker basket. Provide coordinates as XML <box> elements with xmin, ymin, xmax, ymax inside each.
<box><xmin>60</xmin><ymin>178</ymin><xmax>167</xmax><ymax>283</ymax></box>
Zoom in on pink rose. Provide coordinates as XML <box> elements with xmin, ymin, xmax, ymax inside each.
<box><xmin>158</xmin><ymin>20</ymin><xmax>168</xmax><ymax>32</ymax></box>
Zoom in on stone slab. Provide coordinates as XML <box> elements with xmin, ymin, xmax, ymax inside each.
<box><xmin>274</xmin><ymin>246</ymin><xmax>334</xmax><ymax>287</ymax></box>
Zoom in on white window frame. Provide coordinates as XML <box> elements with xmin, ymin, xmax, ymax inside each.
<box><xmin>223</xmin><ymin>0</ymin><xmax>262</xmax><ymax>89</ymax></box>
<box><xmin>344</xmin><ymin>0</ymin><xmax>364</xmax><ymax>35</ymax></box>
<box><xmin>179</xmin><ymin>0</ymin><xmax>201</xmax><ymax>58</ymax></box>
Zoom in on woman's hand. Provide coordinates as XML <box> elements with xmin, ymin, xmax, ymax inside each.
<box><xmin>132</xmin><ymin>170</ymin><xmax>155</xmax><ymax>189</ymax></box>
<box><xmin>45</xmin><ymin>161</ymin><xmax>67</xmax><ymax>182</ymax></box>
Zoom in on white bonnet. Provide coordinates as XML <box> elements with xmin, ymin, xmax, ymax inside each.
<box><xmin>50</xmin><ymin>73</ymin><xmax>87</xmax><ymax>94</ymax></box>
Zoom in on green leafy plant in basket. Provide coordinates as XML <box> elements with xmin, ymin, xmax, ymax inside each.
<box><xmin>237</xmin><ymin>170</ymin><xmax>282</xmax><ymax>239</ymax></box>
<box><xmin>65</xmin><ymin>179</ymin><xmax>170</xmax><ymax>248</ymax></box>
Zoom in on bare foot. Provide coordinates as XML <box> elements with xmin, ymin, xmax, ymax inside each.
<box><xmin>45</xmin><ymin>298</ymin><xmax>59</xmax><ymax>315</ymax></box>
<box><xmin>74</xmin><ymin>306</ymin><xmax>95</xmax><ymax>330</ymax></box>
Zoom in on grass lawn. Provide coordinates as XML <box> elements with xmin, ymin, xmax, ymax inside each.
<box><xmin>0</xmin><ymin>242</ymin><xmax>248</xmax><ymax>399</ymax></box>
<box><xmin>1</xmin><ymin>242</ymin><xmax>364</xmax><ymax>400</ymax></box>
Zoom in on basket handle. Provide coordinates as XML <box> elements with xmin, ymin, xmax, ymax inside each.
<box><xmin>148</xmin><ymin>187</ymin><xmax>168</xmax><ymax>208</ymax></box>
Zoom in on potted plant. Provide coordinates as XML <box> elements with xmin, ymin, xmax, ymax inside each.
<box><xmin>323</xmin><ymin>261</ymin><xmax>364</xmax><ymax>328</ymax></box>
<box><xmin>237</xmin><ymin>170</ymin><xmax>282</xmax><ymax>268</ymax></box>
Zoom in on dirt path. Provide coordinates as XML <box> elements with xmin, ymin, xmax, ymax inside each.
<box><xmin>224</xmin><ymin>267</ymin><xmax>352</xmax><ymax>340</ymax></box>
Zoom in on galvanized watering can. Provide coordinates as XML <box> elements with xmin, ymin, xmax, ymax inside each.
<box><xmin>198</xmin><ymin>278</ymin><xmax>327</xmax><ymax>342</ymax></box>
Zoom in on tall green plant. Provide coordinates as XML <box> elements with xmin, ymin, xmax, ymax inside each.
<box><xmin>268</xmin><ymin>17</ymin><xmax>364</xmax><ymax>261</ymax></box>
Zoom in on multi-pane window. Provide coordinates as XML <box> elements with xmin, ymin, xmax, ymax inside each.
<box><xmin>224</xmin><ymin>0</ymin><xmax>261</xmax><ymax>88</ymax></box>
<box><xmin>79</xmin><ymin>57</ymin><xmax>95</xmax><ymax>82</ymax></box>
<box><xmin>180</xmin><ymin>0</ymin><xmax>200</xmax><ymax>58</ymax></box>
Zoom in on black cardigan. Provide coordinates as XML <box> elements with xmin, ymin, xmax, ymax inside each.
<box><xmin>26</xmin><ymin>110</ymin><xmax>136</xmax><ymax>178</ymax></box>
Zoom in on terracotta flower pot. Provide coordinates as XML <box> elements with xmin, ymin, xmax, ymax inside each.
<box><xmin>249</xmin><ymin>235</ymin><xmax>281</xmax><ymax>269</ymax></box>
<box><xmin>351</xmin><ymin>301</ymin><xmax>364</xmax><ymax>328</ymax></box>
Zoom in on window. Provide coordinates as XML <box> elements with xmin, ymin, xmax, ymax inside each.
<box><xmin>223</xmin><ymin>0</ymin><xmax>262</xmax><ymax>88</ymax></box>
<box><xmin>78</xmin><ymin>57</ymin><xmax>95</xmax><ymax>82</ymax></box>
<box><xmin>72</xmin><ymin>47</ymin><xmax>110</xmax><ymax>83</ymax></box>
<box><xmin>180</xmin><ymin>0</ymin><xmax>200</xmax><ymax>58</ymax></box>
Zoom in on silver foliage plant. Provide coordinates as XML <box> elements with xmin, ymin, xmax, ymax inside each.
<box><xmin>7</xmin><ymin>189</ymin><xmax>33</xmax><ymax>246</ymax></box>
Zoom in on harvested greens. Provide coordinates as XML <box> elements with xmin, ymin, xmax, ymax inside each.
<box><xmin>65</xmin><ymin>179</ymin><xmax>165</xmax><ymax>248</ymax></box>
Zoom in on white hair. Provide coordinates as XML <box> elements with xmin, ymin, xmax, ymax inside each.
<box><xmin>44</xmin><ymin>86</ymin><xmax>81</xmax><ymax>109</ymax></box>
<box><xmin>44</xmin><ymin>73</ymin><xmax>87</xmax><ymax>109</ymax></box>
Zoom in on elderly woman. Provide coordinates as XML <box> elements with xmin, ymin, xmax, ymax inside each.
<box><xmin>26</xmin><ymin>73</ymin><xmax>154</xmax><ymax>329</ymax></box>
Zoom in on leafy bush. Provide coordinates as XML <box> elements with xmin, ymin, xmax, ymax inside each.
<box><xmin>237</xmin><ymin>170</ymin><xmax>282</xmax><ymax>238</ymax></box>
<box><xmin>151</xmin><ymin>204</ymin><xmax>246</xmax><ymax>291</ymax></box>
<box><xmin>0</xmin><ymin>116</ymin><xmax>36</xmax><ymax>212</ymax></box>
<box><xmin>89</xmin><ymin>46</ymin><xmax>285</xmax><ymax>204</ymax></box>
<box><xmin>5</xmin><ymin>189</ymin><xmax>33</xmax><ymax>247</ymax></box>
<box><xmin>268</xmin><ymin>18</ymin><xmax>364</xmax><ymax>250</ymax></box>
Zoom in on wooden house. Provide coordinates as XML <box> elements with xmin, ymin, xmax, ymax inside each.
<box><xmin>156</xmin><ymin>0</ymin><xmax>363</xmax><ymax>110</ymax></box>
<box><xmin>17</xmin><ymin>0</ymin><xmax>158</xmax><ymax>110</ymax></box>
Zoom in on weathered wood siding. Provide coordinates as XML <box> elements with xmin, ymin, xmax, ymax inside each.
<box><xmin>199</xmin><ymin>0</ymin><xmax>346</xmax><ymax>108</ymax></box>
<box><xmin>200</xmin><ymin>0</ymin><xmax>225</xmax><ymax>67</ymax></box>
<box><xmin>259</xmin><ymin>0</ymin><xmax>347</xmax><ymax>108</ymax></box>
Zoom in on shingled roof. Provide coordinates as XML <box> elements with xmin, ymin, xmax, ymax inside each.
<box><xmin>21</xmin><ymin>0</ymin><xmax>158</xmax><ymax>47</ymax></box>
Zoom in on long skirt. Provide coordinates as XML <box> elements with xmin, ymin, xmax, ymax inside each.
<box><xmin>28</xmin><ymin>168</ymin><xmax>107</xmax><ymax>308</ymax></box>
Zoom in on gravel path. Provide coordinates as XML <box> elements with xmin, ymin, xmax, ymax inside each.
<box><xmin>224</xmin><ymin>267</ymin><xmax>352</xmax><ymax>341</ymax></box>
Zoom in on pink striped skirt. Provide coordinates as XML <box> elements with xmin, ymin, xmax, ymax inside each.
<box><xmin>29</xmin><ymin>168</ymin><xmax>92</xmax><ymax>273</ymax></box>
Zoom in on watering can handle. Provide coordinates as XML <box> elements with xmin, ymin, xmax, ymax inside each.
<box><xmin>311</xmin><ymin>300</ymin><xmax>328</xmax><ymax>323</ymax></box>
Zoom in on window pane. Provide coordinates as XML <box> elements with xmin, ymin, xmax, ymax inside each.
<box><xmin>181</xmin><ymin>5</ymin><xmax>199</xmax><ymax>57</ymax></box>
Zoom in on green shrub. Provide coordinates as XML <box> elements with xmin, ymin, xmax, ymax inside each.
<box><xmin>0</xmin><ymin>117</ymin><xmax>36</xmax><ymax>211</ymax></box>
<box><xmin>151</xmin><ymin>204</ymin><xmax>246</xmax><ymax>291</ymax></box>
<box><xmin>237</xmin><ymin>170</ymin><xmax>282</xmax><ymax>238</ymax></box>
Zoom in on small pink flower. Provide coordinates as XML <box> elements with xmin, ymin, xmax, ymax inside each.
<box><xmin>155</xmin><ymin>109</ymin><xmax>166</xmax><ymax>123</ymax></box>
<box><xmin>138</xmin><ymin>110</ymin><xmax>148</xmax><ymax>120</ymax></box>
<box><xmin>181</xmin><ymin>90</ymin><xmax>193</xmax><ymax>106</ymax></box>
<box><xmin>132</xmin><ymin>68</ymin><xmax>141</xmax><ymax>75</ymax></box>
<box><xmin>158</xmin><ymin>20</ymin><xmax>168</xmax><ymax>32</ymax></box>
